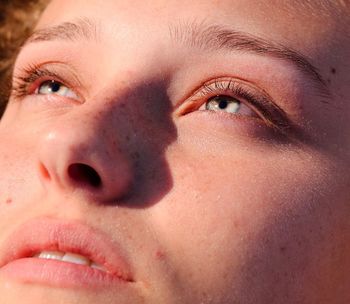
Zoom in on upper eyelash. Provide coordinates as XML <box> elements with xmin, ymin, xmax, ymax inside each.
<box><xmin>199</xmin><ymin>79</ymin><xmax>262</xmax><ymax>107</ymax></box>
<box><xmin>190</xmin><ymin>78</ymin><xmax>292</xmax><ymax>132</ymax></box>
<box><xmin>11</xmin><ymin>65</ymin><xmax>67</xmax><ymax>99</ymax></box>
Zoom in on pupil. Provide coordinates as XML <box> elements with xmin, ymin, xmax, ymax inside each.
<box><xmin>218</xmin><ymin>99</ymin><xmax>228</xmax><ymax>109</ymax></box>
<box><xmin>50</xmin><ymin>81</ymin><xmax>61</xmax><ymax>92</ymax></box>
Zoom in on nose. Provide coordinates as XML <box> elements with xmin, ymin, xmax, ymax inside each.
<box><xmin>37</xmin><ymin>115</ymin><xmax>134</xmax><ymax>203</ymax></box>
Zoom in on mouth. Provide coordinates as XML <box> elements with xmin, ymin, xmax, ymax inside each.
<box><xmin>0</xmin><ymin>217</ymin><xmax>134</xmax><ymax>288</ymax></box>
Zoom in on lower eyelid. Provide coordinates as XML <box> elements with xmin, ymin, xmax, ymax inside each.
<box><xmin>182</xmin><ymin>109</ymin><xmax>273</xmax><ymax>134</ymax></box>
<box><xmin>181</xmin><ymin>110</ymin><xmax>294</xmax><ymax>145</ymax></box>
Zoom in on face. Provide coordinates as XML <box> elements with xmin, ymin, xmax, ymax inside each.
<box><xmin>0</xmin><ymin>0</ymin><xmax>349</xmax><ymax>303</ymax></box>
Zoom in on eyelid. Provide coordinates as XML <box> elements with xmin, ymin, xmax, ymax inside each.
<box><xmin>11</xmin><ymin>63</ymin><xmax>84</xmax><ymax>103</ymax></box>
<box><xmin>176</xmin><ymin>77</ymin><xmax>292</xmax><ymax>132</ymax></box>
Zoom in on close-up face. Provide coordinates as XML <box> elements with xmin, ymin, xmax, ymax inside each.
<box><xmin>0</xmin><ymin>0</ymin><xmax>349</xmax><ymax>303</ymax></box>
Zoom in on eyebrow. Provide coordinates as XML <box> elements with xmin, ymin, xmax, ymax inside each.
<box><xmin>169</xmin><ymin>21</ymin><xmax>330</xmax><ymax>98</ymax></box>
<box><xmin>25</xmin><ymin>18</ymin><xmax>330</xmax><ymax>98</ymax></box>
<box><xmin>25</xmin><ymin>18</ymin><xmax>99</xmax><ymax>43</ymax></box>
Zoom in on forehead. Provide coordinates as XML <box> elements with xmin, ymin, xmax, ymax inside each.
<box><xmin>39</xmin><ymin>0</ymin><xmax>338</xmax><ymax>30</ymax></box>
<box><xmin>37</xmin><ymin>0</ymin><xmax>344</xmax><ymax>54</ymax></box>
<box><xmin>35</xmin><ymin>0</ymin><xmax>349</xmax><ymax>79</ymax></box>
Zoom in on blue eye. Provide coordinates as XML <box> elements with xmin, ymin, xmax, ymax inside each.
<box><xmin>37</xmin><ymin>80</ymin><xmax>78</xmax><ymax>99</ymax></box>
<box><xmin>201</xmin><ymin>95</ymin><xmax>257</xmax><ymax>117</ymax></box>
<box><xmin>205</xmin><ymin>95</ymin><xmax>241</xmax><ymax>113</ymax></box>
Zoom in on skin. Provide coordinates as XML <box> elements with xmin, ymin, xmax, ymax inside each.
<box><xmin>0</xmin><ymin>0</ymin><xmax>350</xmax><ymax>303</ymax></box>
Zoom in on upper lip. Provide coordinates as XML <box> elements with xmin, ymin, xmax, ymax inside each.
<box><xmin>0</xmin><ymin>217</ymin><xmax>134</xmax><ymax>282</ymax></box>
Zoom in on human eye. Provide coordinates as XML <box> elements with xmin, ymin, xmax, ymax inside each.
<box><xmin>36</xmin><ymin>80</ymin><xmax>77</xmax><ymax>98</ymax></box>
<box><xmin>177</xmin><ymin>77</ymin><xmax>291</xmax><ymax>132</ymax></box>
<box><xmin>200</xmin><ymin>95</ymin><xmax>256</xmax><ymax>116</ymax></box>
<box><xmin>11</xmin><ymin>64</ymin><xmax>81</xmax><ymax>102</ymax></box>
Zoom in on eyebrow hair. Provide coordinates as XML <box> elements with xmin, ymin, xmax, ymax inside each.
<box><xmin>169</xmin><ymin>21</ymin><xmax>330</xmax><ymax>98</ymax></box>
<box><xmin>25</xmin><ymin>18</ymin><xmax>99</xmax><ymax>44</ymax></box>
<box><xmin>25</xmin><ymin>18</ymin><xmax>330</xmax><ymax>99</ymax></box>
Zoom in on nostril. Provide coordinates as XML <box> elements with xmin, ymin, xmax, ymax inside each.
<box><xmin>68</xmin><ymin>163</ymin><xmax>102</xmax><ymax>188</ymax></box>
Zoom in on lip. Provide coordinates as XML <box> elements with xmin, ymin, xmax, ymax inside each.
<box><xmin>0</xmin><ymin>217</ymin><xmax>134</xmax><ymax>288</ymax></box>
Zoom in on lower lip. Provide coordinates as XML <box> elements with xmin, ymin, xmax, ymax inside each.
<box><xmin>0</xmin><ymin>257</ymin><xmax>129</xmax><ymax>289</ymax></box>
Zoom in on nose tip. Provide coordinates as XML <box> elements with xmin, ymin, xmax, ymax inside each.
<box><xmin>38</xmin><ymin>127</ymin><xmax>134</xmax><ymax>202</ymax></box>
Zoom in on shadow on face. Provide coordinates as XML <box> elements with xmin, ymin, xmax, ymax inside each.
<box><xmin>69</xmin><ymin>78</ymin><xmax>178</xmax><ymax>208</ymax></box>
<box><xmin>100</xmin><ymin>79</ymin><xmax>178</xmax><ymax>208</ymax></box>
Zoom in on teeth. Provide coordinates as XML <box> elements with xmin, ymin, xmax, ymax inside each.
<box><xmin>62</xmin><ymin>252</ymin><xmax>91</xmax><ymax>266</ymax></box>
<box><xmin>33</xmin><ymin>250</ymin><xmax>105</xmax><ymax>271</ymax></box>
<box><xmin>36</xmin><ymin>251</ymin><xmax>65</xmax><ymax>261</ymax></box>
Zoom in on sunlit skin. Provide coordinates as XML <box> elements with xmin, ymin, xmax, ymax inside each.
<box><xmin>0</xmin><ymin>0</ymin><xmax>349</xmax><ymax>303</ymax></box>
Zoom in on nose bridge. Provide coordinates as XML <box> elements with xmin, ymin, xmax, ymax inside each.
<box><xmin>36</xmin><ymin>76</ymin><xmax>177</xmax><ymax>207</ymax></box>
<box><xmin>37</xmin><ymin>105</ymin><xmax>134</xmax><ymax>202</ymax></box>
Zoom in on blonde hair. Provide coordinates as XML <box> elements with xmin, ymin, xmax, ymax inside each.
<box><xmin>0</xmin><ymin>0</ymin><xmax>48</xmax><ymax>115</ymax></box>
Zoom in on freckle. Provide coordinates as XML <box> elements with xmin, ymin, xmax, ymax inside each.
<box><xmin>280</xmin><ymin>246</ymin><xmax>287</xmax><ymax>254</ymax></box>
<box><xmin>133</xmin><ymin>151</ymin><xmax>140</xmax><ymax>160</ymax></box>
<box><xmin>327</xmin><ymin>78</ymin><xmax>331</xmax><ymax>84</ymax></box>
<box><xmin>331</xmin><ymin>67</ymin><xmax>336</xmax><ymax>74</ymax></box>
<box><xmin>5</xmin><ymin>198</ymin><xmax>12</xmax><ymax>204</ymax></box>
<box><xmin>155</xmin><ymin>249</ymin><xmax>165</xmax><ymax>260</ymax></box>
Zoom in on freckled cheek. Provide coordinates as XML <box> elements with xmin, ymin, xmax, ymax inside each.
<box><xmin>150</xmin><ymin>185</ymin><xmax>321</xmax><ymax>294</ymax></box>
<box><xmin>0</xmin><ymin>139</ymin><xmax>40</xmax><ymax>205</ymax></box>
<box><xmin>158</xmin><ymin>149</ymin><xmax>328</xmax><ymax>251</ymax></box>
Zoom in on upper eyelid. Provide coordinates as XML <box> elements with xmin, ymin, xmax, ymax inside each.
<box><xmin>176</xmin><ymin>77</ymin><xmax>293</xmax><ymax>131</ymax></box>
<box><xmin>12</xmin><ymin>64</ymin><xmax>84</xmax><ymax>100</ymax></box>
<box><xmin>15</xmin><ymin>69</ymin><xmax>66</xmax><ymax>90</ymax></box>
<box><xmin>178</xmin><ymin>81</ymin><xmax>263</xmax><ymax>122</ymax></box>
<box><xmin>176</xmin><ymin>77</ymin><xmax>268</xmax><ymax>111</ymax></box>
<box><xmin>176</xmin><ymin>77</ymin><xmax>262</xmax><ymax>107</ymax></box>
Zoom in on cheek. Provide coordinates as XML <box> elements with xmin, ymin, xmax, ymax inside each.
<box><xmin>149</xmin><ymin>146</ymin><xmax>347</xmax><ymax>300</ymax></box>
<box><xmin>0</xmin><ymin>131</ymin><xmax>39</xmax><ymax>207</ymax></box>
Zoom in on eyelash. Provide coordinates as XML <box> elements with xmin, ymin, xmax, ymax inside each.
<box><xmin>185</xmin><ymin>78</ymin><xmax>291</xmax><ymax>131</ymax></box>
<box><xmin>11</xmin><ymin>64</ymin><xmax>72</xmax><ymax>99</ymax></box>
<box><xmin>11</xmin><ymin>66</ymin><xmax>291</xmax><ymax>132</ymax></box>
